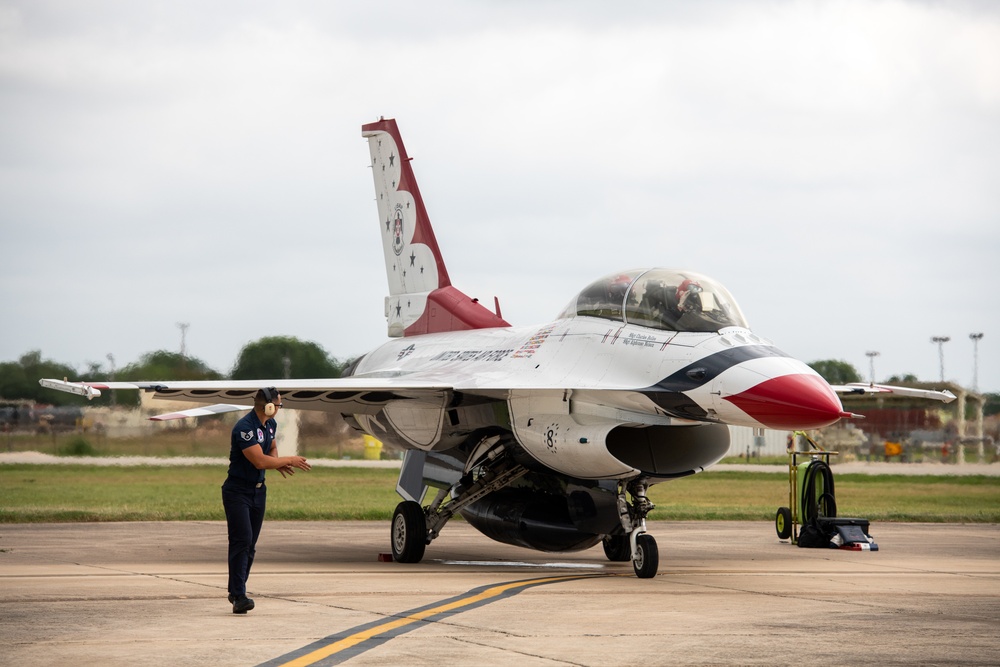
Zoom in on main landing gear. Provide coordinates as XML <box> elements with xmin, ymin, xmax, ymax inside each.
<box><xmin>391</xmin><ymin>501</ymin><xmax>427</xmax><ymax>563</ymax></box>
<box><xmin>390</xmin><ymin>448</ymin><xmax>660</xmax><ymax>580</ymax></box>
<box><xmin>390</xmin><ymin>445</ymin><xmax>528</xmax><ymax>564</ymax></box>
<box><xmin>611</xmin><ymin>477</ymin><xmax>659</xmax><ymax>578</ymax></box>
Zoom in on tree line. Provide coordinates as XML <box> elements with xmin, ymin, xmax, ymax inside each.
<box><xmin>1</xmin><ymin>336</ymin><xmax>350</xmax><ymax>407</ymax></box>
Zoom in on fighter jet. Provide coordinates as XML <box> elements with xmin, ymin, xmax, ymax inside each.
<box><xmin>42</xmin><ymin>118</ymin><xmax>954</xmax><ymax>578</ymax></box>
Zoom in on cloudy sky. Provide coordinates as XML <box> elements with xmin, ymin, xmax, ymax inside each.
<box><xmin>2</xmin><ymin>0</ymin><xmax>998</xmax><ymax>393</ymax></box>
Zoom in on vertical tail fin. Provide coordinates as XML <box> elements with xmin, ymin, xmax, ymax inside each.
<box><xmin>362</xmin><ymin>118</ymin><xmax>510</xmax><ymax>337</ymax></box>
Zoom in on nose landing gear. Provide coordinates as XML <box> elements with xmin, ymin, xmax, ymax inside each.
<box><xmin>615</xmin><ymin>477</ymin><xmax>659</xmax><ymax>578</ymax></box>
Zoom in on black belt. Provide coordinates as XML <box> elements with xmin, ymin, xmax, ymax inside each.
<box><xmin>227</xmin><ymin>477</ymin><xmax>264</xmax><ymax>489</ymax></box>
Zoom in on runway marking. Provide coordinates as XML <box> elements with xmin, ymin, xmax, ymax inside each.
<box><xmin>259</xmin><ymin>573</ymin><xmax>611</xmax><ymax>667</ymax></box>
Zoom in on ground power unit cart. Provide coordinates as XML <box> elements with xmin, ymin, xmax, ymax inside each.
<box><xmin>774</xmin><ymin>438</ymin><xmax>879</xmax><ymax>551</ymax></box>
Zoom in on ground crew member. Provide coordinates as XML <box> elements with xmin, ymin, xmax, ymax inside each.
<box><xmin>222</xmin><ymin>387</ymin><xmax>311</xmax><ymax>614</ymax></box>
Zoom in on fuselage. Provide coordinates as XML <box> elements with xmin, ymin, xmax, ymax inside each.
<box><xmin>352</xmin><ymin>314</ymin><xmax>846</xmax><ymax>433</ymax></box>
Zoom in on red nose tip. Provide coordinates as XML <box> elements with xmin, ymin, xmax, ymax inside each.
<box><xmin>723</xmin><ymin>374</ymin><xmax>848</xmax><ymax>429</ymax></box>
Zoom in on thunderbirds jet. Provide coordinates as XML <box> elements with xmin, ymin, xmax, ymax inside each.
<box><xmin>41</xmin><ymin>118</ymin><xmax>954</xmax><ymax>578</ymax></box>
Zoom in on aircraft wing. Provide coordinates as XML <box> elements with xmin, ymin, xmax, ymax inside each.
<box><xmin>39</xmin><ymin>377</ymin><xmax>454</xmax><ymax>417</ymax></box>
<box><xmin>829</xmin><ymin>382</ymin><xmax>956</xmax><ymax>403</ymax></box>
<box><xmin>41</xmin><ymin>374</ymin><xmax>959</xmax><ymax>427</ymax></box>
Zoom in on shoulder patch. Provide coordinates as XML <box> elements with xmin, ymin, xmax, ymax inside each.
<box><xmin>241</xmin><ymin>430</ymin><xmax>254</xmax><ymax>442</ymax></box>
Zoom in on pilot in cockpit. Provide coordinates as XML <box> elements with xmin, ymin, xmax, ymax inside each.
<box><xmin>621</xmin><ymin>270</ymin><xmax>745</xmax><ymax>332</ymax></box>
<box><xmin>675</xmin><ymin>279</ymin><xmax>703</xmax><ymax>315</ymax></box>
<box><xmin>674</xmin><ymin>279</ymin><xmax>723</xmax><ymax>332</ymax></box>
<box><xmin>633</xmin><ymin>278</ymin><xmax>706</xmax><ymax>331</ymax></box>
<box><xmin>578</xmin><ymin>270</ymin><xmax>743</xmax><ymax>332</ymax></box>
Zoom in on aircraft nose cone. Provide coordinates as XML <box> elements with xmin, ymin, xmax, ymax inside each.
<box><xmin>722</xmin><ymin>373</ymin><xmax>848</xmax><ymax>430</ymax></box>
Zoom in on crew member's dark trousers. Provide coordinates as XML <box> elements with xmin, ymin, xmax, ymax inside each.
<box><xmin>222</xmin><ymin>481</ymin><xmax>266</xmax><ymax>597</ymax></box>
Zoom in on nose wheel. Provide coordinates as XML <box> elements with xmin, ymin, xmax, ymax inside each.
<box><xmin>632</xmin><ymin>533</ymin><xmax>659</xmax><ymax>579</ymax></box>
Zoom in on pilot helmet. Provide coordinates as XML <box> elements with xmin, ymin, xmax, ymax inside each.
<box><xmin>676</xmin><ymin>279</ymin><xmax>704</xmax><ymax>313</ymax></box>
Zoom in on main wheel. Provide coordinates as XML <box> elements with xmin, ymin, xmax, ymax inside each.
<box><xmin>775</xmin><ymin>506</ymin><xmax>792</xmax><ymax>540</ymax></box>
<box><xmin>632</xmin><ymin>533</ymin><xmax>659</xmax><ymax>579</ymax></box>
<box><xmin>602</xmin><ymin>534</ymin><xmax>632</xmax><ymax>562</ymax></box>
<box><xmin>391</xmin><ymin>501</ymin><xmax>427</xmax><ymax>563</ymax></box>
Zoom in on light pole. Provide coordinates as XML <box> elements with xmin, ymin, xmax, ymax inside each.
<box><xmin>865</xmin><ymin>351</ymin><xmax>880</xmax><ymax>384</ymax></box>
<box><xmin>106</xmin><ymin>353</ymin><xmax>116</xmax><ymax>407</ymax></box>
<box><xmin>177</xmin><ymin>322</ymin><xmax>189</xmax><ymax>373</ymax></box>
<box><xmin>970</xmin><ymin>333</ymin><xmax>984</xmax><ymax>393</ymax></box>
<box><xmin>931</xmin><ymin>336</ymin><xmax>950</xmax><ymax>383</ymax></box>
<box><xmin>177</xmin><ymin>322</ymin><xmax>189</xmax><ymax>358</ymax></box>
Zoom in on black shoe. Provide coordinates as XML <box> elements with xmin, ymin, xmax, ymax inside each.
<box><xmin>232</xmin><ymin>594</ymin><xmax>255</xmax><ymax>614</ymax></box>
<box><xmin>228</xmin><ymin>593</ymin><xmax>235</xmax><ymax>604</ymax></box>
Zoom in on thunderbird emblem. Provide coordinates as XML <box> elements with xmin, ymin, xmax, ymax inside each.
<box><xmin>392</xmin><ymin>205</ymin><xmax>404</xmax><ymax>255</ymax></box>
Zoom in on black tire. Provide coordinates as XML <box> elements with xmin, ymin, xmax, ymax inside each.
<box><xmin>632</xmin><ymin>533</ymin><xmax>659</xmax><ymax>579</ymax></box>
<box><xmin>391</xmin><ymin>501</ymin><xmax>427</xmax><ymax>563</ymax></box>
<box><xmin>602</xmin><ymin>534</ymin><xmax>632</xmax><ymax>562</ymax></box>
<box><xmin>775</xmin><ymin>506</ymin><xmax>792</xmax><ymax>540</ymax></box>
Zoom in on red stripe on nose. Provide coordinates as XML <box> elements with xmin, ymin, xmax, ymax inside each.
<box><xmin>723</xmin><ymin>374</ymin><xmax>848</xmax><ymax>429</ymax></box>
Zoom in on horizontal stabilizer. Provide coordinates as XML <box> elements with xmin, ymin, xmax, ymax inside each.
<box><xmin>149</xmin><ymin>404</ymin><xmax>249</xmax><ymax>421</ymax></box>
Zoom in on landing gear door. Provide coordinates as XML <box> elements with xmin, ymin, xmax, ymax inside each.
<box><xmin>396</xmin><ymin>450</ymin><xmax>428</xmax><ymax>504</ymax></box>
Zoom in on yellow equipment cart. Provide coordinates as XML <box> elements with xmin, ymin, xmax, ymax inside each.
<box><xmin>774</xmin><ymin>433</ymin><xmax>877</xmax><ymax>550</ymax></box>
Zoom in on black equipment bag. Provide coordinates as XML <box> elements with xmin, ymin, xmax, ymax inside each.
<box><xmin>795</xmin><ymin>459</ymin><xmax>876</xmax><ymax>549</ymax></box>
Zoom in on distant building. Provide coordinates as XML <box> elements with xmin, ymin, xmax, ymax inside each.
<box><xmin>833</xmin><ymin>381</ymin><xmax>991</xmax><ymax>463</ymax></box>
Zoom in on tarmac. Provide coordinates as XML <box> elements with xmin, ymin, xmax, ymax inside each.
<box><xmin>1</xmin><ymin>520</ymin><xmax>997</xmax><ymax>666</ymax></box>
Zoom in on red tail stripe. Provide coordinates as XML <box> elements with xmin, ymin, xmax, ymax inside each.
<box><xmin>362</xmin><ymin>118</ymin><xmax>451</xmax><ymax>288</ymax></box>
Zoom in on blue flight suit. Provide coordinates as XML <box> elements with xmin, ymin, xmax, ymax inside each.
<box><xmin>222</xmin><ymin>410</ymin><xmax>276</xmax><ymax>598</ymax></box>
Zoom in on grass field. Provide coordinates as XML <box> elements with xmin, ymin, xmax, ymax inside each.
<box><xmin>0</xmin><ymin>433</ymin><xmax>808</xmax><ymax>465</ymax></box>
<box><xmin>1</xmin><ymin>430</ymin><xmax>372</xmax><ymax>460</ymax></box>
<box><xmin>1</xmin><ymin>464</ymin><xmax>997</xmax><ymax>523</ymax></box>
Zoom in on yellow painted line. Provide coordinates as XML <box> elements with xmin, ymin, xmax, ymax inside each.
<box><xmin>276</xmin><ymin>574</ymin><xmax>601</xmax><ymax>667</ymax></box>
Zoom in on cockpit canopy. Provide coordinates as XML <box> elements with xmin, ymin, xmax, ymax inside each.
<box><xmin>558</xmin><ymin>268</ymin><xmax>749</xmax><ymax>333</ymax></box>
